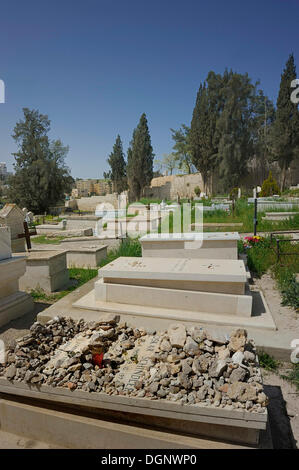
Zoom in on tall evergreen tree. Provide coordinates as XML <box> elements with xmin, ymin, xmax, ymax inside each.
<box><xmin>271</xmin><ymin>53</ymin><xmax>299</xmax><ymax>191</ymax></box>
<box><xmin>127</xmin><ymin>113</ymin><xmax>154</xmax><ymax>200</ymax></box>
<box><xmin>106</xmin><ymin>135</ymin><xmax>127</xmax><ymax>193</ymax></box>
<box><xmin>251</xmin><ymin>89</ymin><xmax>275</xmax><ymax>182</ymax></box>
<box><xmin>190</xmin><ymin>81</ymin><xmax>219</xmax><ymax>193</ymax></box>
<box><xmin>8</xmin><ymin>108</ymin><xmax>73</xmax><ymax>213</ymax></box>
<box><xmin>216</xmin><ymin>71</ymin><xmax>256</xmax><ymax>189</ymax></box>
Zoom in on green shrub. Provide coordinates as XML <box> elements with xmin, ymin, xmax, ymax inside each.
<box><xmin>99</xmin><ymin>238</ymin><xmax>141</xmax><ymax>266</ymax></box>
<box><xmin>280</xmin><ymin>363</ymin><xmax>299</xmax><ymax>390</ymax></box>
<box><xmin>260</xmin><ymin>171</ymin><xmax>280</xmax><ymax>197</ymax></box>
<box><xmin>258</xmin><ymin>351</ymin><xmax>279</xmax><ymax>371</ymax></box>
<box><xmin>274</xmin><ymin>266</ymin><xmax>299</xmax><ymax>311</ymax></box>
<box><xmin>246</xmin><ymin>237</ymin><xmax>274</xmax><ymax>277</ymax></box>
<box><xmin>194</xmin><ymin>186</ymin><xmax>201</xmax><ymax>197</ymax></box>
<box><xmin>229</xmin><ymin>187</ymin><xmax>238</xmax><ymax>200</ymax></box>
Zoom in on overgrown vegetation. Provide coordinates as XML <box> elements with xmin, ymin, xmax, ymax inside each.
<box><xmin>242</xmin><ymin>236</ymin><xmax>299</xmax><ymax>311</ymax></box>
<box><xmin>32</xmin><ymin>235</ymin><xmax>66</xmax><ymax>244</ymax></box>
<box><xmin>280</xmin><ymin>364</ymin><xmax>299</xmax><ymax>391</ymax></box>
<box><xmin>156</xmin><ymin>198</ymin><xmax>299</xmax><ymax>234</ymax></box>
<box><xmin>99</xmin><ymin>238</ymin><xmax>141</xmax><ymax>267</ymax></box>
<box><xmin>258</xmin><ymin>351</ymin><xmax>280</xmax><ymax>371</ymax></box>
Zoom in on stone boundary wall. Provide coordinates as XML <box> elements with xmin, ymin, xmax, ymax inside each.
<box><xmin>144</xmin><ymin>173</ymin><xmax>204</xmax><ymax>200</ymax></box>
<box><xmin>75</xmin><ymin>194</ymin><xmax>119</xmax><ymax>212</ymax></box>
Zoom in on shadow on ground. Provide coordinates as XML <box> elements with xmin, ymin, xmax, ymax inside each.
<box><xmin>264</xmin><ymin>384</ymin><xmax>297</xmax><ymax>449</ymax></box>
<box><xmin>0</xmin><ymin>302</ymin><xmax>49</xmax><ymax>344</ymax></box>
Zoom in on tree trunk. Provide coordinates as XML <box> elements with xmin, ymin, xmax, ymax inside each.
<box><xmin>280</xmin><ymin>165</ymin><xmax>287</xmax><ymax>192</ymax></box>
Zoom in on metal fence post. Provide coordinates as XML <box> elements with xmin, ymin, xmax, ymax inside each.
<box><xmin>253</xmin><ymin>198</ymin><xmax>258</xmax><ymax>236</ymax></box>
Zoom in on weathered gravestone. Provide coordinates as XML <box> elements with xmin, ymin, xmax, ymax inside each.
<box><xmin>0</xmin><ymin>226</ymin><xmax>33</xmax><ymax>327</ymax></box>
<box><xmin>0</xmin><ymin>204</ymin><xmax>26</xmax><ymax>252</ymax></box>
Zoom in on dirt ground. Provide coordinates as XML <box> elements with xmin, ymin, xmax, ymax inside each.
<box><xmin>0</xmin><ymin>273</ymin><xmax>298</xmax><ymax>448</ymax></box>
<box><xmin>254</xmin><ymin>273</ymin><xmax>299</xmax><ymax>337</ymax></box>
<box><xmin>262</xmin><ymin>368</ymin><xmax>298</xmax><ymax>449</ymax></box>
<box><xmin>253</xmin><ymin>272</ymin><xmax>299</xmax><ymax>448</ymax></box>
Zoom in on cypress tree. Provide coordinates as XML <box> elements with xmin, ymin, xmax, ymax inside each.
<box><xmin>217</xmin><ymin>71</ymin><xmax>255</xmax><ymax>190</ymax></box>
<box><xmin>190</xmin><ymin>81</ymin><xmax>218</xmax><ymax>193</ymax></box>
<box><xmin>127</xmin><ymin>113</ymin><xmax>154</xmax><ymax>200</ymax></box>
<box><xmin>272</xmin><ymin>53</ymin><xmax>299</xmax><ymax>191</ymax></box>
<box><xmin>107</xmin><ymin>135</ymin><xmax>127</xmax><ymax>193</ymax></box>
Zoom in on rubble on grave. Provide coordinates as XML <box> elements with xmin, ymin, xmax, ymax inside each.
<box><xmin>0</xmin><ymin>316</ymin><xmax>268</xmax><ymax>413</ymax></box>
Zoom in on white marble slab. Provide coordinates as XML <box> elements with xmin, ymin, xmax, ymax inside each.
<box><xmin>140</xmin><ymin>232</ymin><xmax>240</xmax><ymax>259</ymax></box>
<box><xmin>99</xmin><ymin>256</ymin><xmax>247</xmax><ymax>284</ymax></box>
<box><xmin>140</xmin><ymin>232</ymin><xmax>240</xmax><ymax>242</ymax></box>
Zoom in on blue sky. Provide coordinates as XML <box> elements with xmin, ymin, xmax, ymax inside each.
<box><xmin>0</xmin><ymin>0</ymin><xmax>298</xmax><ymax>178</ymax></box>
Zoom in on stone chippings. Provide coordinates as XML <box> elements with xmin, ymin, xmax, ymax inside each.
<box><xmin>0</xmin><ymin>317</ymin><xmax>268</xmax><ymax>413</ymax></box>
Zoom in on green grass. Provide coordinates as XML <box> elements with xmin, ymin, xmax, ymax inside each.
<box><xmin>32</xmin><ymin>235</ymin><xmax>66</xmax><ymax>244</ymax></box>
<box><xmin>280</xmin><ymin>364</ymin><xmax>299</xmax><ymax>390</ymax></box>
<box><xmin>30</xmin><ymin>238</ymin><xmax>142</xmax><ymax>303</ymax></box>
<box><xmin>161</xmin><ymin>199</ymin><xmax>299</xmax><ymax>233</ymax></box>
<box><xmin>30</xmin><ymin>267</ymin><xmax>98</xmax><ymax>303</ymax></box>
<box><xmin>137</xmin><ymin>198</ymin><xmax>173</xmax><ymax>205</ymax></box>
<box><xmin>99</xmin><ymin>238</ymin><xmax>141</xmax><ymax>267</ymax></box>
<box><xmin>243</xmin><ymin>236</ymin><xmax>299</xmax><ymax>311</ymax></box>
<box><xmin>258</xmin><ymin>351</ymin><xmax>280</xmax><ymax>371</ymax></box>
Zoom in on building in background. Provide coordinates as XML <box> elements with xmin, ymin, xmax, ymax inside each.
<box><xmin>73</xmin><ymin>179</ymin><xmax>111</xmax><ymax>197</ymax></box>
<box><xmin>0</xmin><ymin>163</ymin><xmax>7</xmax><ymax>179</ymax></box>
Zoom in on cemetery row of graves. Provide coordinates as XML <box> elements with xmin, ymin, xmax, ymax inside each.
<box><xmin>0</xmin><ymin>191</ymin><xmax>298</xmax><ymax>448</ymax></box>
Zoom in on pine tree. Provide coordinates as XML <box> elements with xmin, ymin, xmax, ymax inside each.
<box><xmin>8</xmin><ymin>108</ymin><xmax>73</xmax><ymax>213</ymax></box>
<box><xmin>127</xmin><ymin>113</ymin><xmax>154</xmax><ymax>200</ymax></box>
<box><xmin>107</xmin><ymin>135</ymin><xmax>127</xmax><ymax>193</ymax></box>
<box><xmin>272</xmin><ymin>54</ymin><xmax>299</xmax><ymax>191</ymax></box>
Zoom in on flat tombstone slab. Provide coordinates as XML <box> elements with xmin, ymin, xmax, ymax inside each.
<box><xmin>140</xmin><ymin>232</ymin><xmax>240</xmax><ymax>260</ymax></box>
<box><xmin>19</xmin><ymin>251</ymin><xmax>69</xmax><ymax>293</ymax></box>
<box><xmin>99</xmin><ymin>256</ymin><xmax>247</xmax><ymax>295</ymax></box>
<box><xmin>191</xmin><ymin>223</ymin><xmax>243</xmax><ymax>229</ymax></box>
<box><xmin>0</xmin><ymin>227</ymin><xmax>12</xmax><ymax>261</ymax></box>
<box><xmin>263</xmin><ymin>212</ymin><xmax>299</xmax><ymax>221</ymax></box>
<box><xmin>66</xmin><ymin>245</ymin><xmax>107</xmax><ymax>268</ymax></box>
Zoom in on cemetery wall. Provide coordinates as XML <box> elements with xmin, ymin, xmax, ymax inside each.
<box><xmin>144</xmin><ymin>173</ymin><xmax>204</xmax><ymax>200</ymax></box>
<box><xmin>75</xmin><ymin>194</ymin><xmax>119</xmax><ymax>212</ymax></box>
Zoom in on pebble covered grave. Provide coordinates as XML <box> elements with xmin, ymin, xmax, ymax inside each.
<box><xmin>0</xmin><ymin>315</ymin><xmax>268</xmax><ymax>413</ymax></box>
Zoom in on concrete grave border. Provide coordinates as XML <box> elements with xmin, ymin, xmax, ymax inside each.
<box><xmin>0</xmin><ymin>377</ymin><xmax>267</xmax><ymax>446</ymax></box>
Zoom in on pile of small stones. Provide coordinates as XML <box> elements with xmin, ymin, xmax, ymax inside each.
<box><xmin>0</xmin><ymin>315</ymin><xmax>139</xmax><ymax>391</ymax></box>
<box><xmin>0</xmin><ymin>316</ymin><xmax>268</xmax><ymax>413</ymax></box>
<box><xmin>130</xmin><ymin>323</ymin><xmax>268</xmax><ymax>413</ymax></box>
